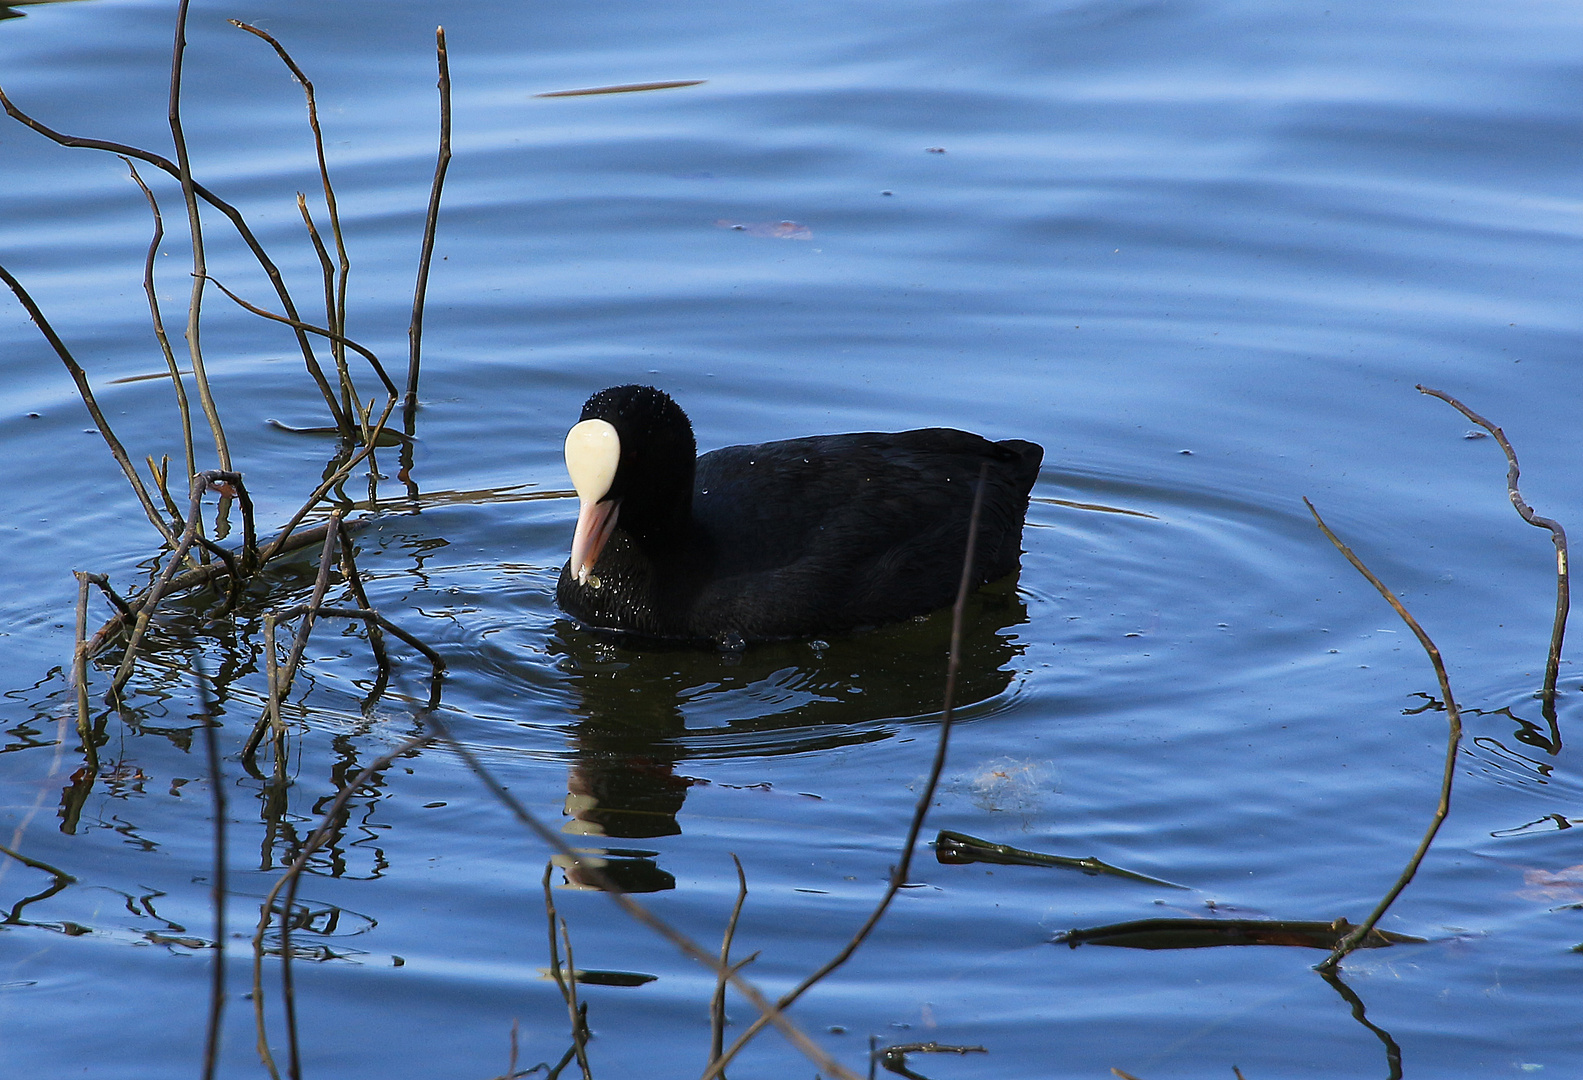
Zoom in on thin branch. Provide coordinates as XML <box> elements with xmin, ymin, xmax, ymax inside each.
<box><xmin>262</xmin><ymin>613</ymin><xmax>286</xmax><ymax>786</ymax></box>
<box><xmin>1418</xmin><ymin>384</ymin><xmax>1569</xmax><ymax>739</ymax></box>
<box><xmin>542</xmin><ymin>867</ymin><xmax>595</xmax><ymax>1080</ymax></box>
<box><xmin>295</xmin><ymin>193</ymin><xmax>358</xmax><ymax>431</ymax></box>
<box><xmin>146</xmin><ymin>454</ymin><xmax>188</xmax><ymax>534</ymax></box>
<box><xmin>168</xmin><ymin>0</ymin><xmax>231</xmax><ymax>471</ymax></box>
<box><xmin>83</xmin><ymin>518</ymin><xmax>342</xmax><ymax>658</ymax></box>
<box><xmin>111</xmin><ymin>474</ymin><xmax>211</xmax><ymax>698</ymax></box>
<box><xmin>244</xmin><ymin>599</ymin><xmax>446</xmax><ymax>763</ymax></box>
<box><xmin>259</xmin><ymin>394</ymin><xmax>399</xmax><ymax>560</ymax></box>
<box><xmin>0</xmin><ymin>85</ymin><xmax>350</xmax><ymax>432</ymax></box>
<box><xmin>428</xmin><ymin>714</ymin><xmax>859</xmax><ymax>1080</ymax></box>
<box><xmin>71</xmin><ymin>572</ymin><xmax>97</xmax><ymax>776</ymax></box>
<box><xmin>123</xmin><ymin>158</ymin><xmax>197</xmax><ymax>487</ymax></box>
<box><xmin>335</xmin><ymin>518</ymin><xmax>387</xmax><ymax>669</ymax></box>
<box><xmin>0</xmin><ymin>261</ymin><xmax>178</xmax><ymax>547</ymax></box>
<box><xmin>1305</xmin><ymin>498</ymin><xmax>1462</xmax><ymax>970</ymax></box>
<box><xmin>281</xmin><ymin>513</ymin><xmax>342</xmax><ymax>698</ymax></box>
<box><xmin>405</xmin><ymin>25</ymin><xmax>452</xmax><ymax>426</ymax></box>
<box><xmin>82</xmin><ymin>573</ymin><xmax>133</xmax><ymax>618</ymax></box>
<box><xmin>709</xmin><ymin>854</ymin><xmax>749</xmax><ymax>1067</ymax></box>
<box><xmin>205</xmin><ymin>274</ymin><xmax>397</xmax><ymax>398</ymax></box>
<box><xmin>229</xmin><ymin>21</ymin><xmax>354</xmax><ymax>435</ymax></box>
<box><xmin>701</xmin><ymin>464</ymin><xmax>990</xmax><ymax>1080</ymax></box>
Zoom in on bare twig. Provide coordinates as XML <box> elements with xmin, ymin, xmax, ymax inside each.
<box><xmin>124</xmin><ymin>158</ymin><xmax>197</xmax><ymax>487</ymax></box>
<box><xmin>281</xmin><ymin>513</ymin><xmax>341</xmax><ymax>697</ymax></box>
<box><xmin>429</xmin><ymin>714</ymin><xmax>858</xmax><ymax>1080</ymax></box>
<box><xmin>295</xmin><ymin>194</ymin><xmax>358</xmax><ymax>432</ymax></box>
<box><xmin>557</xmin><ymin>916</ymin><xmax>593</xmax><ymax>1079</ymax></box>
<box><xmin>83</xmin><ymin>518</ymin><xmax>341</xmax><ymax>657</ymax></box>
<box><xmin>1305</xmin><ymin>498</ymin><xmax>1462</xmax><ymax>970</ymax></box>
<box><xmin>1418</xmin><ymin>384</ymin><xmax>1569</xmax><ymax>742</ymax></box>
<box><xmin>701</xmin><ymin>465</ymin><xmax>990</xmax><ymax>1080</ymax></box>
<box><xmin>111</xmin><ymin>474</ymin><xmax>212</xmax><ymax>697</ymax></box>
<box><xmin>244</xmin><ymin>600</ymin><xmax>445</xmax><ymax>764</ymax></box>
<box><xmin>878</xmin><ymin>1043</ymin><xmax>987</xmax><ymax>1080</ymax></box>
<box><xmin>259</xmin><ymin>394</ymin><xmax>398</xmax><ymax>560</ymax></box>
<box><xmin>146</xmin><ymin>454</ymin><xmax>188</xmax><ymax>533</ymax></box>
<box><xmin>0</xmin><ymin>86</ymin><xmax>349</xmax><ymax>431</ymax></box>
<box><xmin>0</xmin><ymin>261</ymin><xmax>178</xmax><ymax>547</ymax></box>
<box><xmin>168</xmin><ymin>0</ymin><xmax>231</xmax><ymax>471</ymax></box>
<box><xmin>709</xmin><ymin>854</ymin><xmax>749</xmax><ymax>1068</ymax></box>
<box><xmin>231</xmin><ymin>21</ymin><xmax>355</xmax><ymax>439</ymax></box>
<box><xmin>262</xmin><ymin>614</ymin><xmax>286</xmax><ymax>785</ymax></box>
<box><xmin>335</xmin><ymin>518</ymin><xmax>387</xmax><ymax>669</ymax></box>
<box><xmin>71</xmin><ymin>572</ymin><xmax>97</xmax><ymax>775</ymax></box>
<box><xmin>82</xmin><ymin>573</ymin><xmax>133</xmax><ymax>618</ymax></box>
<box><xmin>205</xmin><ymin>275</ymin><xmax>397</xmax><ymax>398</ymax></box>
<box><xmin>405</xmin><ymin>25</ymin><xmax>452</xmax><ymax>426</ymax></box>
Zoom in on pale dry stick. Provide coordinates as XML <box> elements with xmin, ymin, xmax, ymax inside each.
<box><xmin>335</xmin><ymin>518</ymin><xmax>388</xmax><ymax>670</ymax></box>
<box><xmin>701</xmin><ymin>466</ymin><xmax>991</xmax><ymax>1080</ymax></box>
<box><xmin>0</xmin><ymin>89</ymin><xmax>350</xmax><ymax>433</ymax></box>
<box><xmin>124</xmin><ymin>159</ymin><xmax>198</xmax><ymax>488</ymax></box>
<box><xmin>71</xmin><ymin>572</ymin><xmax>98</xmax><ymax>775</ymax></box>
<box><xmin>82</xmin><ymin>518</ymin><xmax>343</xmax><ymax>658</ymax></box>
<box><xmin>254</xmin><ymin>395</ymin><xmax>399</xmax><ymax>570</ymax></box>
<box><xmin>195</xmin><ymin>664</ymin><xmax>228</xmax><ymax>1080</ymax></box>
<box><xmin>191</xmin><ymin>533</ymin><xmax>244</xmax><ymax>611</ymax></box>
<box><xmin>556</xmin><ymin>917</ymin><xmax>593</xmax><ymax>1080</ymax></box>
<box><xmin>708</xmin><ymin>854</ymin><xmax>750</xmax><ymax>1068</ymax></box>
<box><xmin>263</xmin><ymin>614</ymin><xmax>286</xmax><ymax>785</ymax></box>
<box><xmin>215</xmin><ymin>469</ymin><xmax>261</xmax><ymax>573</ymax></box>
<box><xmin>167</xmin><ymin>0</ymin><xmax>230</xmax><ymax>471</ymax></box>
<box><xmin>1417</xmin><ymin>384</ymin><xmax>1570</xmax><ymax>731</ymax></box>
<box><xmin>82</xmin><ymin>573</ymin><xmax>133</xmax><ymax>619</ymax></box>
<box><xmin>205</xmin><ymin>275</ymin><xmax>399</xmax><ymax>399</ymax></box>
<box><xmin>242</xmin><ymin>602</ymin><xmax>447</xmax><ymax>763</ymax></box>
<box><xmin>278</xmin><ymin>513</ymin><xmax>343</xmax><ymax>699</ymax></box>
<box><xmin>110</xmin><ymin>474</ymin><xmax>213</xmax><ymax>698</ymax></box>
<box><xmin>427</xmin><ymin>714</ymin><xmax>860</xmax><ymax>1080</ymax></box>
<box><xmin>241</xmin><ymin>518</ymin><xmax>340</xmax><ymax>769</ymax></box>
<box><xmin>147</xmin><ymin>454</ymin><xmax>188</xmax><ymax>531</ymax></box>
<box><xmin>1304</xmin><ymin>498</ymin><xmax>1463</xmax><ymax>971</ymax></box>
<box><xmin>250</xmin><ymin>732</ymin><xmax>437</xmax><ymax>1080</ymax></box>
<box><xmin>295</xmin><ymin>195</ymin><xmax>361</xmax><ymax>438</ymax></box>
<box><xmin>405</xmin><ymin>25</ymin><xmax>452</xmax><ymax>425</ymax></box>
<box><xmin>231</xmin><ymin>21</ymin><xmax>355</xmax><ymax>433</ymax></box>
<box><xmin>0</xmin><ymin>262</ymin><xmax>178</xmax><ymax>548</ymax></box>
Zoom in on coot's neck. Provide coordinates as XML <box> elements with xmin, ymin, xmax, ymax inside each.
<box><xmin>621</xmin><ymin>458</ymin><xmax>696</xmax><ymax>556</ymax></box>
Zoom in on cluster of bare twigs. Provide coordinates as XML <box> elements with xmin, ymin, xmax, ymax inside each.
<box><xmin>5</xmin><ymin>10</ymin><xmax>990</xmax><ymax>1075</ymax></box>
<box><xmin>3</xmin><ymin>3</ymin><xmax>1573</xmax><ymax>1079</ymax></box>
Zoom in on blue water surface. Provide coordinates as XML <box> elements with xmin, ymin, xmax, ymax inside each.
<box><xmin>1</xmin><ymin>0</ymin><xmax>1581</xmax><ymax>1076</ymax></box>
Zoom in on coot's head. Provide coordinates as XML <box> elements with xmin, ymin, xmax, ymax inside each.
<box><xmin>564</xmin><ymin>385</ymin><xmax>697</xmax><ymax>584</ymax></box>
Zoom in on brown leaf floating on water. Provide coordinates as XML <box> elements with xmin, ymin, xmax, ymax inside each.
<box><xmin>715</xmin><ymin>219</ymin><xmax>813</xmax><ymax>240</ymax></box>
<box><xmin>535</xmin><ymin>80</ymin><xmax>705</xmax><ymax>98</ymax></box>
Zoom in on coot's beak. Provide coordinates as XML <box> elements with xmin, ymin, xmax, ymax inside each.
<box><xmin>565</xmin><ymin>416</ymin><xmax>623</xmax><ymax>585</ymax></box>
<box><xmin>570</xmin><ymin>496</ymin><xmax>619</xmax><ymax>585</ymax></box>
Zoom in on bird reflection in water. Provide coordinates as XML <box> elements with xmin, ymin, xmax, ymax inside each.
<box><xmin>545</xmin><ymin>580</ymin><xmax>1031</xmax><ymax>893</ymax></box>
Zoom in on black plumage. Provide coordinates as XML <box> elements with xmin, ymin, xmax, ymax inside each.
<box><xmin>556</xmin><ymin>385</ymin><xmax>1042</xmax><ymax>643</ymax></box>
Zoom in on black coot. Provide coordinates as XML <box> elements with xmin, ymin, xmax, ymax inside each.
<box><xmin>555</xmin><ymin>385</ymin><xmax>1043</xmax><ymax>644</ymax></box>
